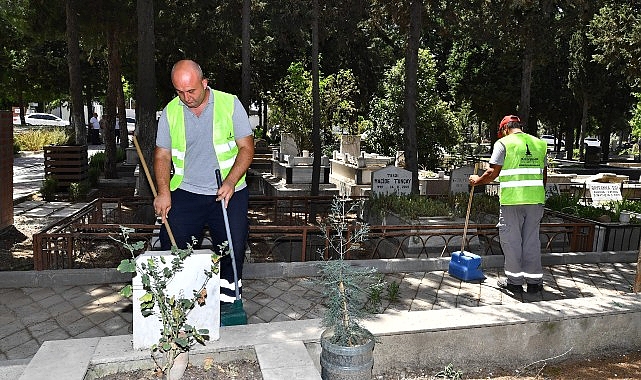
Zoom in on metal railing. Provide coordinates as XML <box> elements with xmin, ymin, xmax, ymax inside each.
<box><xmin>32</xmin><ymin>196</ymin><xmax>597</xmax><ymax>270</ymax></box>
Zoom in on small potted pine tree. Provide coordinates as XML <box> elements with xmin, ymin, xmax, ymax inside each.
<box><xmin>317</xmin><ymin>195</ymin><xmax>385</xmax><ymax>380</ymax></box>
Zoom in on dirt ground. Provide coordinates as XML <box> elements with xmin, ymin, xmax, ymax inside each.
<box><xmin>87</xmin><ymin>350</ymin><xmax>641</xmax><ymax>379</ymax></box>
<box><xmin>376</xmin><ymin>350</ymin><xmax>641</xmax><ymax>379</ymax></box>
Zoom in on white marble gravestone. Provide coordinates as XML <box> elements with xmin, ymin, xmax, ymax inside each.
<box><xmin>371</xmin><ymin>166</ymin><xmax>412</xmax><ymax>196</ymax></box>
<box><xmin>280</xmin><ymin>133</ymin><xmax>299</xmax><ymax>161</ymax></box>
<box><xmin>449</xmin><ymin>166</ymin><xmax>475</xmax><ymax>194</ymax></box>
<box><xmin>340</xmin><ymin>135</ymin><xmax>361</xmax><ymax>158</ymax></box>
<box><xmin>132</xmin><ymin>249</ymin><xmax>220</xmax><ymax>350</ymax></box>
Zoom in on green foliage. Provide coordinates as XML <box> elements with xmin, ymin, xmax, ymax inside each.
<box><xmin>366</xmin><ymin>194</ymin><xmax>451</xmax><ymax>220</ymax></box>
<box><xmin>545</xmin><ymin>193</ymin><xmax>626</xmax><ymax>222</ymax></box>
<box><xmin>268</xmin><ymin>62</ymin><xmax>360</xmax><ymax>153</ymax></box>
<box><xmin>68</xmin><ymin>181</ymin><xmax>90</xmax><ymax>201</ymax></box>
<box><xmin>87</xmin><ymin>166</ymin><xmax>101</xmax><ymax>187</ymax></box>
<box><xmin>448</xmin><ymin>193</ymin><xmax>500</xmax><ymax>221</ymax></box>
<box><xmin>40</xmin><ymin>176</ymin><xmax>58</xmax><ymax>201</ymax></box>
<box><xmin>434</xmin><ymin>363</ymin><xmax>463</xmax><ymax>379</ymax></box>
<box><xmin>115</xmin><ymin>227</ymin><xmax>224</xmax><ymax>376</ymax></box>
<box><xmin>318</xmin><ymin>196</ymin><xmax>385</xmax><ymax>347</ymax></box>
<box><xmin>630</xmin><ymin>93</ymin><xmax>641</xmax><ymax>141</ymax></box>
<box><xmin>89</xmin><ymin>152</ymin><xmax>106</xmax><ymax>171</ymax></box>
<box><xmin>385</xmin><ymin>281</ymin><xmax>400</xmax><ymax>302</ymax></box>
<box><xmin>588</xmin><ymin>3</ymin><xmax>641</xmax><ymax>84</ymax></box>
<box><xmin>13</xmin><ymin>128</ymin><xmax>71</xmax><ymax>151</ymax></box>
<box><xmin>365</xmin><ymin>49</ymin><xmax>460</xmax><ymax>170</ymax></box>
<box><xmin>116</xmin><ymin>147</ymin><xmax>126</xmax><ymax>162</ymax></box>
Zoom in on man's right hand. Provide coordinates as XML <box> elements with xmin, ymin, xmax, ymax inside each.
<box><xmin>153</xmin><ymin>192</ymin><xmax>172</xmax><ymax>223</ymax></box>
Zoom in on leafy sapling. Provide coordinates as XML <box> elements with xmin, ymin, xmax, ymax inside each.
<box><xmin>114</xmin><ymin>226</ymin><xmax>225</xmax><ymax>376</ymax></box>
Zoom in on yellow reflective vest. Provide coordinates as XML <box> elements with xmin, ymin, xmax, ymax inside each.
<box><xmin>498</xmin><ymin>133</ymin><xmax>547</xmax><ymax>205</ymax></box>
<box><xmin>165</xmin><ymin>90</ymin><xmax>245</xmax><ymax>191</ymax></box>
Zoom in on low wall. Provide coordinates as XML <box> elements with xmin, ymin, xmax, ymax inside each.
<box><xmin>17</xmin><ymin>293</ymin><xmax>641</xmax><ymax>379</ymax></box>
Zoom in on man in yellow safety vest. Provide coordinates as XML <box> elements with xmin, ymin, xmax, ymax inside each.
<box><xmin>154</xmin><ymin>59</ymin><xmax>254</xmax><ymax>306</ymax></box>
<box><xmin>469</xmin><ymin>115</ymin><xmax>548</xmax><ymax>294</ymax></box>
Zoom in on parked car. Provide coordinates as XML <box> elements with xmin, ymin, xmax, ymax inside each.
<box><xmin>23</xmin><ymin>113</ymin><xmax>70</xmax><ymax>127</ymax></box>
<box><xmin>584</xmin><ymin>137</ymin><xmax>601</xmax><ymax>147</ymax></box>
<box><xmin>540</xmin><ymin>135</ymin><xmax>564</xmax><ymax>150</ymax></box>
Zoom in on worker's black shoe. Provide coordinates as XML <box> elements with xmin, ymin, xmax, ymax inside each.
<box><xmin>526</xmin><ymin>283</ymin><xmax>544</xmax><ymax>293</ymax></box>
<box><xmin>497</xmin><ymin>278</ymin><xmax>523</xmax><ymax>293</ymax></box>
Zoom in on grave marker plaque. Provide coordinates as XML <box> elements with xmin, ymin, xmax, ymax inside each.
<box><xmin>588</xmin><ymin>182</ymin><xmax>622</xmax><ymax>204</ymax></box>
<box><xmin>371</xmin><ymin>166</ymin><xmax>412</xmax><ymax>196</ymax></box>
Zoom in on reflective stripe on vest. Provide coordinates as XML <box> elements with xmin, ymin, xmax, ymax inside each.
<box><xmin>165</xmin><ymin>89</ymin><xmax>246</xmax><ymax>191</ymax></box>
<box><xmin>498</xmin><ymin>133</ymin><xmax>547</xmax><ymax>205</ymax></box>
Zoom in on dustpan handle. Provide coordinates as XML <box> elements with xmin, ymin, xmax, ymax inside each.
<box><xmin>461</xmin><ymin>163</ymin><xmax>478</xmax><ymax>252</ymax></box>
<box><xmin>216</xmin><ymin>169</ymin><xmax>241</xmax><ymax>301</ymax></box>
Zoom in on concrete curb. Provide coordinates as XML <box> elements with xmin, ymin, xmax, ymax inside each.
<box><xmin>2</xmin><ymin>250</ymin><xmax>637</xmax><ymax>288</ymax></box>
<box><xmin>22</xmin><ymin>293</ymin><xmax>641</xmax><ymax>380</ymax></box>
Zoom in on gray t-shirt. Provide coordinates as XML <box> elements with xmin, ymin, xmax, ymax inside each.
<box><xmin>156</xmin><ymin>88</ymin><xmax>253</xmax><ymax>195</ymax></box>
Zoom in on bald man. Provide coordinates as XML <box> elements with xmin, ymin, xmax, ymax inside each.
<box><xmin>154</xmin><ymin>59</ymin><xmax>254</xmax><ymax>307</ymax></box>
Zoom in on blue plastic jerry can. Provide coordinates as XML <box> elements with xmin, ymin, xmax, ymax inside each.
<box><xmin>448</xmin><ymin>250</ymin><xmax>485</xmax><ymax>282</ymax></box>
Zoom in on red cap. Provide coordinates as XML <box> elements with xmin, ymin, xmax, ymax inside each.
<box><xmin>499</xmin><ymin>115</ymin><xmax>521</xmax><ymax>129</ymax></box>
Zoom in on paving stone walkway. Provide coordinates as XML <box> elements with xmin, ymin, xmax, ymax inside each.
<box><xmin>1</xmin><ymin>261</ymin><xmax>635</xmax><ymax>361</ymax></box>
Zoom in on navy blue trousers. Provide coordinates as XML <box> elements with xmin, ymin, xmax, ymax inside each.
<box><xmin>159</xmin><ymin>188</ymin><xmax>249</xmax><ymax>304</ymax></box>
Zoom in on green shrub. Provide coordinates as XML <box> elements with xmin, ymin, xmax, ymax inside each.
<box><xmin>366</xmin><ymin>194</ymin><xmax>451</xmax><ymax>220</ymax></box>
<box><xmin>116</xmin><ymin>148</ymin><xmax>126</xmax><ymax>162</ymax></box>
<box><xmin>40</xmin><ymin>176</ymin><xmax>58</xmax><ymax>201</ymax></box>
<box><xmin>13</xmin><ymin>127</ymin><xmax>71</xmax><ymax>151</ymax></box>
<box><xmin>546</xmin><ymin>193</ymin><xmax>618</xmax><ymax>221</ymax></box>
<box><xmin>69</xmin><ymin>181</ymin><xmax>91</xmax><ymax>201</ymax></box>
<box><xmin>89</xmin><ymin>152</ymin><xmax>106</xmax><ymax>171</ymax></box>
<box><xmin>448</xmin><ymin>192</ymin><xmax>499</xmax><ymax>220</ymax></box>
<box><xmin>88</xmin><ymin>166</ymin><xmax>101</xmax><ymax>187</ymax></box>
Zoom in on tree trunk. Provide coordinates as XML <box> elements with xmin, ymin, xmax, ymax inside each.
<box><xmin>137</xmin><ymin>0</ymin><xmax>157</xmax><ymax>198</ymax></box>
<box><xmin>311</xmin><ymin>0</ymin><xmax>321</xmax><ymax>206</ymax></box>
<box><xmin>579</xmin><ymin>93</ymin><xmax>589</xmax><ymax>160</ymax></box>
<box><xmin>403</xmin><ymin>0</ymin><xmax>421</xmax><ymax>194</ymax></box>
<box><xmin>65</xmin><ymin>0</ymin><xmax>86</xmax><ymax>145</ymax></box>
<box><xmin>520</xmin><ymin>38</ymin><xmax>533</xmax><ymax>129</ymax></box>
<box><xmin>241</xmin><ymin>0</ymin><xmax>251</xmax><ymax>112</ymax></box>
<box><xmin>104</xmin><ymin>26</ymin><xmax>120</xmax><ymax>179</ymax></box>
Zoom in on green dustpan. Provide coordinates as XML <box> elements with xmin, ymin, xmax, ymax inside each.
<box><xmin>216</xmin><ymin>170</ymin><xmax>247</xmax><ymax>326</ymax></box>
<box><xmin>220</xmin><ymin>299</ymin><xmax>247</xmax><ymax>326</ymax></box>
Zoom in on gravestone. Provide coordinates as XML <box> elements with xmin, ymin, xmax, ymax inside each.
<box><xmin>545</xmin><ymin>183</ymin><xmax>560</xmax><ymax>199</ymax></box>
<box><xmin>588</xmin><ymin>182</ymin><xmax>622</xmax><ymax>204</ymax></box>
<box><xmin>395</xmin><ymin>151</ymin><xmax>405</xmax><ymax>168</ymax></box>
<box><xmin>133</xmin><ymin>249</ymin><xmax>220</xmax><ymax>350</ymax></box>
<box><xmin>371</xmin><ymin>166</ymin><xmax>412</xmax><ymax>196</ymax></box>
<box><xmin>449</xmin><ymin>166</ymin><xmax>475</xmax><ymax>194</ymax></box>
<box><xmin>340</xmin><ymin>135</ymin><xmax>361</xmax><ymax>158</ymax></box>
<box><xmin>280</xmin><ymin>133</ymin><xmax>298</xmax><ymax>161</ymax></box>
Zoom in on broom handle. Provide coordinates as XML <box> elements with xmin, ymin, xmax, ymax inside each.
<box><xmin>133</xmin><ymin>136</ymin><xmax>177</xmax><ymax>247</ymax></box>
<box><xmin>216</xmin><ymin>169</ymin><xmax>241</xmax><ymax>300</ymax></box>
<box><xmin>461</xmin><ymin>163</ymin><xmax>479</xmax><ymax>252</ymax></box>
